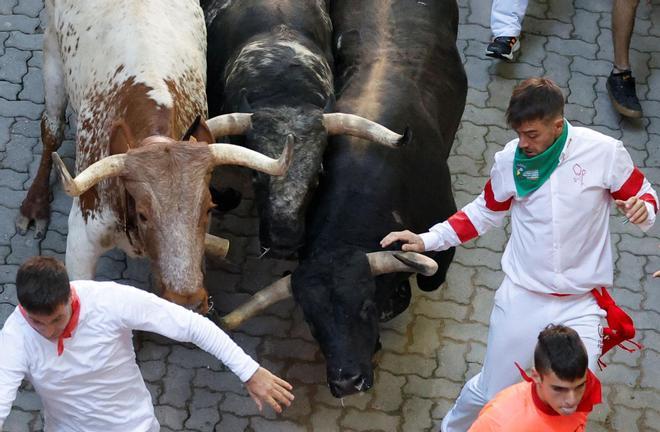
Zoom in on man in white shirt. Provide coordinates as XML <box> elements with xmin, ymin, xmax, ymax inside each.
<box><xmin>0</xmin><ymin>256</ymin><xmax>295</xmax><ymax>432</ymax></box>
<box><xmin>381</xmin><ymin>77</ymin><xmax>657</xmax><ymax>432</ymax></box>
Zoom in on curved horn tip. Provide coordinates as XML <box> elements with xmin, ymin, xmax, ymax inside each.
<box><xmin>397</xmin><ymin>127</ymin><xmax>413</xmax><ymax>147</ymax></box>
<box><xmin>392</xmin><ymin>251</ymin><xmax>438</xmax><ymax>276</ymax></box>
<box><xmin>51</xmin><ymin>152</ymin><xmax>79</xmax><ymax>196</ymax></box>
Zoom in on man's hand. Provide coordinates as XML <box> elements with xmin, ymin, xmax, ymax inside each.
<box><xmin>380</xmin><ymin>230</ymin><xmax>425</xmax><ymax>252</ymax></box>
<box><xmin>615</xmin><ymin>196</ymin><xmax>648</xmax><ymax>225</ymax></box>
<box><xmin>245</xmin><ymin>367</ymin><xmax>294</xmax><ymax>414</ymax></box>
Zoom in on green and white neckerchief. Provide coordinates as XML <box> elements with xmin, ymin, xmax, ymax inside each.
<box><xmin>513</xmin><ymin>119</ymin><xmax>568</xmax><ymax>197</ymax></box>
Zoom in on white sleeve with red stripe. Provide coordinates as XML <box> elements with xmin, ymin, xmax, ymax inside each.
<box><xmin>421</xmin><ymin>162</ymin><xmax>514</xmax><ymax>251</ymax></box>
<box><xmin>609</xmin><ymin>142</ymin><xmax>657</xmax><ymax>232</ymax></box>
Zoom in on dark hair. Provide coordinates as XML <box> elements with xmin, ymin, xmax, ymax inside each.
<box><xmin>506</xmin><ymin>77</ymin><xmax>565</xmax><ymax>129</ymax></box>
<box><xmin>534</xmin><ymin>324</ymin><xmax>588</xmax><ymax>381</ymax></box>
<box><xmin>16</xmin><ymin>256</ymin><xmax>70</xmax><ymax>314</ymax></box>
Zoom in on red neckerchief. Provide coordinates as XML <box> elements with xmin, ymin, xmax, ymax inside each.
<box><xmin>19</xmin><ymin>286</ymin><xmax>81</xmax><ymax>356</ymax></box>
<box><xmin>515</xmin><ymin>362</ymin><xmax>602</xmax><ymax>416</ymax></box>
<box><xmin>591</xmin><ymin>287</ymin><xmax>642</xmax><ymax>369</ymax></box>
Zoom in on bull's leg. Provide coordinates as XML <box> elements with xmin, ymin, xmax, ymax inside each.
<box><xmin>417</xmin><ymin>247</ymin><xmax>455</xmax><ymax>292</ymax></box>
<box><xmin>65</xmin><ymin>203</ymin><xmax>111</xmax><ymax>280</ymax></box>
<box><xmin>16</xmin><ymin>24</ymin><xmax>68</xmax><ymax>238</ymax></box>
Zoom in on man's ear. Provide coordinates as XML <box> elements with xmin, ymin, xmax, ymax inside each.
<box><xmin>110</xmin><ymin>121</ymin><xmax>136</xmax><ymax>155</ymax></box>
<box><xmin>531</xmin><ymin>368</ymin><xmax>543</xmax><ymax>385</ymax></box>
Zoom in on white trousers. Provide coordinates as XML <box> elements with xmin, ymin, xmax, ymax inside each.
<box><xmin>491</xmin><ymin>0</ymin><xmax>529</xmax><ymax>37</ymax></box>
<box><xmin>440</xmin><ymin>277</ymin><xmax>606</xmax><ymax>432</ymax></box>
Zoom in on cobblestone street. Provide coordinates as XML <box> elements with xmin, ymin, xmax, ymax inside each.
<box><xmin>0</xmin><ymin>0</ymin><xmax>659</xmax><ymax>430</ymax></box>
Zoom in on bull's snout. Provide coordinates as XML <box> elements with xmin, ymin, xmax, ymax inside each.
<box><xmin>328</xmin><ymin>372</ymin><xmax>372</xmax><ymax>398</ymax></box>
<box><xmin>162</xmin><ymin>288</ymin><xmax>209</xmax><ymax>315</ymax></box>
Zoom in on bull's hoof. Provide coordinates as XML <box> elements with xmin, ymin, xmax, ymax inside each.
<box><xmin>15</xmin><ymin>214</ymin><xmax>30</xmax><ymax>236</ymax></box>
<box><xmin>15</xmin><ymin>213</ymin><xmax>49</xmax><ymax>239</ymax></box>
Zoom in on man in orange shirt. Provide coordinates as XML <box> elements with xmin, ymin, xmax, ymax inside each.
<box><xmin>469</xmin><ymin>325</ymin><xmax>601</xmax><ymax>432</ymax></box>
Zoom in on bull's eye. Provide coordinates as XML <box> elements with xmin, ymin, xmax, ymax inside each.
<box><xmin>138</xmin><ymin>212</ymin><xmax>148</xmax><ymax>223</ymax></box>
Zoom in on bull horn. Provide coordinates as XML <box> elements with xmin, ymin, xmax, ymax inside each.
<box><xmin>52</xmin><ymin>152</ymin><xmax>126</xmax><ymax>197</ymax></box>
<box><xmin>206</xmin><ymin>113</ymin><xmax>252</xmax><ymax>139</ymax></box>
<box><xmin>204</xmin><ymin>233</ymin><xmax>230</xmax><ymax>258</ymax></box>
<box><xmin>366</xmin><ymin>251</ymin><xmax>438</xmax><ymax>276</ymax></box>
<box><xmin>221</xmin><ymin>275</ymin><xmax>292</xmax><ymax>330</ymax></box>
<box><xmin>323</xmin><ymin>113</ymin><xmax>410</xmax><ymax>148</ymax></box>
<box><xmin>208</xmin><ymin>134</ymin><xmax>293</xmax><ymax>176</ymax></box>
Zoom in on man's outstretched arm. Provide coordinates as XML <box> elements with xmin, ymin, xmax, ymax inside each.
<box><xmin>381</xmin><ymin>176</ymin><xmax>514</xmax><ymax>252</ymax></box>
<box><xmin>109</xmin><ymin>283</ymin><xmax>294</xmax><ymax>413</ymax></box>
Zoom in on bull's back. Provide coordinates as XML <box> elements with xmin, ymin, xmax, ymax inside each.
<box><xmin>305</xmin><ymin>0</ymin><xmax>466</xmax><ymax>248</ymax></box>
<box><xmin>205</xmin><ymin>0</ymin><xmax>333</xmax><ymax>113</ymax></box>
<box><xmin>48</xmin><ymin>0</ymin><xmax>207</xmax><ymax>115</ymax></box>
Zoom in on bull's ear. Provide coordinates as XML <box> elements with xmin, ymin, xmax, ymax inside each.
<box><xmin>110</xmin><ymin>121</ymin><xmax>135</xmax><ymax>155</ymax></box>
<box><xmin>182</xmin><ymin>115</ymin><xmax>214</xmax><ymax>144</ymax></box>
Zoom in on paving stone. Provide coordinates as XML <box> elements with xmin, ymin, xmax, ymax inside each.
<box><xmin>0</xmin><ymin>48</ymin><xmax>30</xmax><ymax>80</ymax></box>
<box><xmin>286</xmin><ymin>361</ymin><xmax>326</xmax><ymax>385</ymax></box>
<box><xmin>182</xmin><ymin>407</ymin><xmax>218</xmax><ymax>431</ymax></box>
<box><xmin>251</xmin><ymin>417</ymin><xmax>307</xmax><ymax>432</ymax></box>
<box><xmin>408</xmin><ymin>315</ymin><xmax>443</xmax><ymax>356</ymax></box>
<box><xmin>13</xmin><ymin>389</ymin><xmax>41</xmax><ymax>411</ymax></box>
<box><xmin>262</xmin><ymin>337</ymin><xmax>318</xmax><ymax>362</ymax></box>
<box><xmin>640</xmin><ymin>350</ymin><xmax>660</xmax><ymax>389</ymax></box>
<box><xmin>469</xmin><ymin>286</ymin><xmax>495</xmax><ymax>325</ymax></box>
<box><xmin>309</xmin><ymin>405</ymin><xmax>342</xmax><ymax>432</ymax></box>
<box><xmin>18</xmin><ymin>67</ymin><xmax>42</xmax><ymax>103</ymax></box>
<box><xmin>0</xmin><ymin>15</ymin><xmax>40</xmax><ymax>33</ymax></box>
<box><xmin>542</xmin><ymin>51</ymin><xmax>572</xmax><ymax>87</ymax></box>
<box><xmin>379</xmin><ymin>352</ymin><xmax>436</xmax><ymax>378</ymax></box>
<box><xmin>0</xmin><ymin>80</ymin><xmax>21</xmax><ymax>100</ymax></box>
<box><xmin>6</xmin><ymin>31</ymin><xmax>41</xmax><ymax>50</ymax></box>
<box><xmin>14</xmin><ymin>0</ymin><xmax>43</xmax><ymax>18</ymax></box>
<box><xmin>3</xmin><ymin>409</ymin><xmax>33</xmax><ymax>432</ymax></box>
<box><xmin>194</xmin><ymin>369</ymin><xmax>244</xmax><ymax>395</ymax></box>
<box><xmin>572</xmin><ymin>8</ymin><xmax>602</xmax><ymax>44</ymax></box>
<box><xmin>0</xmin><ymin>98</ymin><xmax>41</xmax><ymax>119</ymax></box>
<box><xmin>434</xmin><ymin>339</ymin><xmax>469</xmax><ymax>381</ymax></box>
<box><xmin>139</xmin><ymin>360</ymin><xmax>167</xmax><ymax>383</ymax></box>
<box><xmin>215</xmin><ymin>413</ymin><xmax>248</xmax><ymax>432</ymax></box>
<box><xmin>610</xmin><ymin>406</ymin><xmax>643</xmax><ymax>432</ymax></box>
<box><xmin>401</xmin><ymin>396</ymin><xmax>434</xmax><ymax>431</ymax></box>
<box><xmin>220</xmin><ymin>392</ymin><xmax>264</xmax><ymax>417</ymax></box>
<box><xmin>405</xmin><ymin>375</ymin><xmax>463</xmax><ymax>401</ymax></box>
<box><xmin>525</xmin><ymin>16</ymin><xmax>573</xmax><ymax>38</ymax></box>
<box><xmin>154</xmin><ymin>405</ymin><xmax>187</xmax><ymax>431</ymax></box>
<box><xmin>370</xmin><ymin>369</ymin><xmax>404</xmax><ymax>412</ymax></box>
<box><xmin>0</xmin><ymin>1</ymin><xmax>17</xmax><ymax>15</ymax></box>
<box><xmin>341</xmin><ymin>408</ymin><xmax>400</xmax><ymax>432</ymax></box>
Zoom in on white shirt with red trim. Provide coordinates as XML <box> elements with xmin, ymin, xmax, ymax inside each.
<box><xmin>0</xmin><ymin>281</ymin><xmax>260</xmax><ymax>432</ymax></box>
<box><xmin>420</xmin><ymin>122</ymin><xmax>657</xmax><ymax>294</ymax></box>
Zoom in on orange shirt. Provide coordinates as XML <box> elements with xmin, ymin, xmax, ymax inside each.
<box><xmin>469</xmin><ymin>369</ymin><xmax>601</xmax><ymax>432</ymax></box>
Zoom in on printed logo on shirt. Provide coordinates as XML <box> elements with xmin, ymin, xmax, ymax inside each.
<box><xmin>573</xmin><ymin>163</ymin><xmax>587</xmax><ymax>186</ymax></box>
<box><xmin>515</xmin><ymin>163</ymin><xmax>539</xmax><ymax>181</ymax></box>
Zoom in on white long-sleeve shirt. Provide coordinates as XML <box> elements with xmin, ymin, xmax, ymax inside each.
<box><xmin>0</xmin><ymin>281</ymin><xmax>259</xmax><ymax>432</ymax></box>
<box><xmin>421</xmin><ymin>123</ymin><xmax>657</xmax><ymax>294</ymax></box>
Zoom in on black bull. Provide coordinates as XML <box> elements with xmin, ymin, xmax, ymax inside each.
<box><xmin>203</xmin><ymin>0</ymin><xmax>335</xmax><ymax>258</ymax></box>
<box><xmin>291</xmin><ymin>0</ymin><xmax>467</xmax><ymax>398</ymax></box>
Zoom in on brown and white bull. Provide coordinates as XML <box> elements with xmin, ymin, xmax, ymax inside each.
<box><xmin>16</xmin><ymin>0</ymin><xmax>291</xmax><ymax>313</ymax></box>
